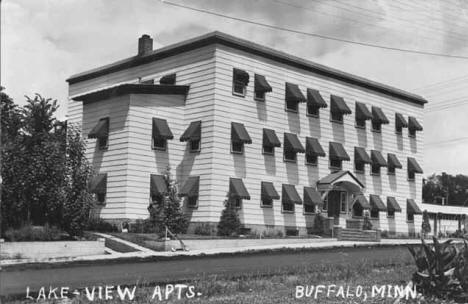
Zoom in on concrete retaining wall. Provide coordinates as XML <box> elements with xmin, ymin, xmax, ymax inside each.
<box><xmin>0</xmin><ymin>239</ymin><xmax>106</xmax><ymax>259</ymax></box>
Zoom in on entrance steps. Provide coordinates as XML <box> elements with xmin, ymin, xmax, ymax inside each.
<box><xmin>336</xmin><ymin>228</ymin><xmax>381</xmax><ymax>242</ymax></box>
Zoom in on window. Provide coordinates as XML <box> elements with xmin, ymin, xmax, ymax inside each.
<box><xmin>356</xmin><ymin>119</ymin><xmax>366</xmax><ymax>129</ymax></box>
<box><xmin>355</xmin><ymin>161</ymin><xmax>365</xmax><ymax>173</ymax></box>
<box><xmin>255</xmin><ymin>90</ymin><xmax>265</xmax><ymax>101</ymax></box>
<box><xmin>388</xmin><ymin>166</ymin><xmax>395</xmax><ymax>175</ymax></box>
<box><xmin>284</xmin><ymin>149</ymin><xmax>297</xmax><ymax>162</ymax></box>
<box><xmin>231</xmin><ymin>141</ymin><xmax>244</xmax><ymax>154</ymax></box>
<box><xmin>331</xmin><ymin>111</ymin><xmax>343</xmax><ymax>123</ymax></box>
<box><xmin>98</xmin><ymin>137</ymin><xmax>108</xmax><ymax>150</ymax></box>
<box><xmin>371</xmin><ymin>164</ymin><xmax>381</xmax><ymax>175</ymax></box>
<box><xmin>304</xmin><ymin>204</ymin><xmax>315</xmax><ymax>214</ymax></box>
<box><xmin>96</xmin><ymin>193</ymin><xmax>106</xmax><ymax>204</ymax></box>
<box><xmin>395</xmin><ymin>125</ymin><xmax>403</xmax><ymax>135</ymax></box>
<box><xmin>153</xmin><ymin>137</ymin><xmax>167</xmax><ymax>151</ymax></box>
<box><xmin>187</xmin><ymin>196</ymin><xmax>198</xmax><ymax>208</ymax></box>
<box><xmin>409</xmin><ymin>128</ymin><xmax>416</xmax><ymax>137</ymax></box>
<box><xmin>387</xmin><ymin>209</ymin><xmax>395</xmax><ymax>218</ymax></box>
<box><xmin>408</xmin><ymin>170</ymin><xmax>415</xmax><ymax>181</ymax></box>
<box><xmin>329</xmin><ymin>159</ymin><xmax>342</xmax><ymax>170</ymax></box>
<box><xmin>371</xmin><ymin>209</ymin><xmax>379</xmax><ymax>218</ymax></box>
<box><xmin>323</xmin><ymin>195</ymin><xmax>328</xmax><ymax>211</ymax></box>
<box><xmin>232</xmin><ymin>69</ymin><xmax>249</xmax><ymax>97</ymax></box>
<box><xmin>261</xmin><ymin>198</ymin><xmax>273</xmax><ymax>207</ymax></box>
<box><xmin>190</xmin><ymin>139</ymin><xmax>200</xmax><ymax>152</ymax></box>
<box><xmin>407</xmin><ymin>212</ymin><xmax>414</xmax><ymax>222</ymax></box>
<box><xmin>233</xmin><ymin>198</ymin><xmax>242</xmax><ymax>209</ymax></box>
<box><xmin>263</xmin><ymin>145</ymin><xmax>274</xmax><ymax>155</ymax></box>
<box><xmin>88</xmin><ymin>117</ymin><xmax>109</xmax><ymax>150</ymax></box>
<box><xmin>286</xmin><ymin>99</ymin><xmax>298</xmax><ymax>112</ymax></box>
<box><xmin>306</xmin><ymin>154</ymin><xmax>318</xmax><ymax>166</ymax></box>
<box><xmin>340</xmin><ymin>192</ymin><xmax>347</xmax><ymax>213</ymax></box>
<box><xmin>307</xmin><ymin>104</ymin><xmax>319</xmax><ymax>117</ymax></box>
<box><xmin>372</xmin><ymin>121</ymin><xmax>381</xmax><ymax>132</ymax></box>
<box><xmin>282</xmin><ymin>202</ymin><xmax>294</xmax><ymax>212</ymax></box>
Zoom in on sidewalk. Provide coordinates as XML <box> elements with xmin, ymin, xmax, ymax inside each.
<box><xmin>0</xmin><ymin>234</ymin><xmax>436</xmax><ymax>267</ymax></box>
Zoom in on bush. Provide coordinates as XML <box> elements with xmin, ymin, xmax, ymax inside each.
<box><xmin>422</xmin><ymin>210</ymin><xmax>431</xmax><ymax>237</ymax></box>
<box><xmin>217</xmin><ymin>200</ymin><xmax>241</xmax><ymax>236</ymax></box>
<box><xmin>193</xmin><ymin>223</ymin><xmax>213</xmax><ymax>236</ymax></box>
<box><xmin>362</xmin><ymin>213</ymin><xmax>373</xmax><ymax>230</ymax></box>
<box><xmin>311</xmin><ymin>213</ymin><xmax>325</xmax><ymax>235</ymax></box>
<box><xmin>130</xmin><ymin>219</ymin><xmax>158</xmax><ymax>234</ymax></box>
<box><xmin>381</xmin><ymin>230</ymin><xmax>389</xmax><ymax>238</ymax></box>
<box><xmin>4</xmin><ymin>224</ymin><xmax>65</xmax><ymax>242</ymax></box>
<box><xmin>86</xmin><ymin>218</ymin><xmax>118</xmax><ymax>233</ymax></box>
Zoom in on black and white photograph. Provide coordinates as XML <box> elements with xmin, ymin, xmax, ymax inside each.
<box><xmin>2</xmin><ymin>0</ymin><xmax>468</xmax><ymax>303</ymax></box>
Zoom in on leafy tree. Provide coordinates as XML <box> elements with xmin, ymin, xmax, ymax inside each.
<box><xmin>148</xmin><ymin>166</ymin><xmax>188</xmax><ymax>234</ymax></box>
<box><xmin>423</xmin><ymin>173</ymin><xmax>468</xmax><ymax>206</ymax></box>
<box><xmin>217</xmin><ymin>199</ymin><xmax>241</xmax><ymax>236</ymax></box>
<box><xmin>421</xmin><ymin>210</ymin><xmax>431</xmax><ymax>237</ymax></box>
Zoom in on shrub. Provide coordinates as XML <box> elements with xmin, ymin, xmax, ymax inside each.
<box><xmin>311</xmin><ymin>213</ymin><xmax>325</xmax><ymax>235</ymax></box>
<box><xmin>86</xmin><ymin>218</ymin><xmax>118</xmax><ymax>233</ymax></box>
<box><xmin>217</xmin><ymin>200</ymin><xmax>241</xmax><ymax>236</ymax></box>
<box><xmin>4</xmin><ymin>224</ymin><xmax>64</xmax><ymax>242</ymax></box>
<box><xmin>130</xmin><ymin>219</ymin><xmax>157</xmax><ymax>234</ymax></box>
<box><xmin>381</xmin><ymin>230</ymin><xmax>389</xmax><ymax>238</ymax></box>
<box><xmin>193</xmin><ymin>223</ymin><xmax>213</xmax><ymax>236</ymax></box>
<box><xmin>362</xmin><ymin>213</ymin><xmax>373</xmax><ymax>230</ymax></box>
<box><xmin>422</xmin><ymin>210</ymin><xmax>431</xmax><ymax>238</ymax></box>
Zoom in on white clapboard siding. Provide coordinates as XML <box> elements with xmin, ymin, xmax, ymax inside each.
<box><xmin>210</xmin><ymin>45</ymin><xmax>424</xmax><ymax>233</ymax></box>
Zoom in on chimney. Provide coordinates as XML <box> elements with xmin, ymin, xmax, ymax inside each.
<box><xmin>138</xmin><ymin>34</ymin><xmax>153</xmax><ymax>56</ymax></box>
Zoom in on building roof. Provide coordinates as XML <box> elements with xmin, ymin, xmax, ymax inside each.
<box><xmin>67</xmin><ymin>31</ymin><xmax>427</xmax><ymax>105</ymax></box>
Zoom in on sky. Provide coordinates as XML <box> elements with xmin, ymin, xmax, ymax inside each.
<box><xmin>2</xmin><ymin>0</ymin><xmax>468</xmax><ymax>176</ymax></box>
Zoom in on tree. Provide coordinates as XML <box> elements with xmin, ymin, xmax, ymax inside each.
<box><xmin>217</xmin><ymin>199</ymin><xmax>241</xmax><ymax>236</ymax></box>
<box><xmin>423</xmin><ymin>173</ymin><xmax>468</xmax><ymax>206</ymax></box>
<box><xmin>148</xmin><ymin>166</ymin><xmax>188</xmax><ymax>234</ymax></box>
<box><xmin>421</xmin><ymin>210</ymin><xmax>431</xmax><ymax>238</ymax></box>
<box><xmin>312</xmin><ymin>211</ymin><xmax>324</xmax><ymax>235</ymax></box>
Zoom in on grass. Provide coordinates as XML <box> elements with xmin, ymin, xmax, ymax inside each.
<box><xmin>104</xmin><ymin>238</ymin><xmax>139</xmax><ymax>253</ymax></box>
<box><xmin>2</xmin><ymin>249</ymin><xmax>453</xmax><ymax>303</ymax></box>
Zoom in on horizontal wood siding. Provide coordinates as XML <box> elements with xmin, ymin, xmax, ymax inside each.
<box><xmin>211</xmin><ymin>44</ymin><xmax>424</xmax><ymax>234</ymax></box>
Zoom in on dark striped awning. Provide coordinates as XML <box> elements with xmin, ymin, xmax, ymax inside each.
<box><xmin>180</xmin><ymin>121</ymin><xmax>201</xmax><ymax>142</ymax></box>
<box><xmin>261</xmin><ymin>181</ymin><xmax>280</xmax><ymax>200</ymax></box>
<box><xmin>254</xmin><ymin>74</ymin><xmax>272</xmax><ymax>93</ymax></box>
<box><xmin>395</xmin><ymin>113</ymin><xmax>408</xmax><ymax>128</ymax></box>
<box><xmin>150</xmin><ymin>174</ymin><xmax>167</xmax><ymax>196</ymax></box>
<box><xmin>282</xmin><ymin>184</ymin><xmax>302</xmax><ymax>205</ymax></box>
<box><xmin>285</xmin><ymin>83</ymin><xmax>306</xmax><ymax>103</ymax></box>
<box><xmin>353</xmin><ymin>195</ymin><xmax>370</xmax><ymax>209</ymax></box>
<box><xmin>355</xmin><ymin>102</ymin><xmax>372</xmax><ymax>121</ymax></box>
<box><xmin>407</xmin><ymin>199</ymin><xmax>423</xmax><ymax>215</ymax></box>
<box><xmin>408</xmin><ymin>116</ymin><xmax>423</xmax><ymax>132</ymax></box>
<box><xmin>88</xmin><ymin>118</ymin><xmax>109</xmax><ymax>139</ymax></box>
<box><xmin>159</xmin><ymin>73</ymin><xmax>176</xmax><ymax>85</ymax></box>
<box><xmin>284</xmin><ymin>133</ymin><xmax>305</xmax><ymax>153</ymax></box>
<box><xmin>89</xmin><ymin>173</ymin><xmax>107</xmax><ymax>193</ymax></box>
<box><xmin>371</xmin><ymin>150</ymin><xmax>387</xmax><ymax>167</ymax></box>
<box><xmin>179</xmin><ymin>176</ymin><xmax>199</xmax><ymax>197</ymax></box>
<box><xmin>229</xmin><ymin>178</ymin><xmax>250</xmax><ymax>199</ymax></box>
<box><xmin>408</xmin><ymin>157</ymin><xmax>423</xmax><ymax>174</ymax></box>
<box><xmin>303</xmin><ymin>187</ymin><xmax>322</xmax><ymax>207</ymax></box>
<box><xmin>233</xmin><ymin>68</ymin><xmax>249</xmax><ymax>85</ymax></box>
<box><xmin>372</xmin><ymin>106</ymin><xmax>389</xmax><ymax>124</ymax></box>
<box><xmin>387</xmin><ymin>197</ymin><xmax>402</xmax><ymax>212</ymax></box>
<box><xmin>306</xmin><ymin>137</ymin><xmax>325</xmax><ymax>157</ymax></box>
<box><xmin>354</xmin><ymin>147</ymin><xmax>371</xmax><ymax>164</ymax></box>
<box><xmin>263</xmin><ymin>128</ymin><xmax>281</xmax><ymax>148</ymax></box>
<box><xmin>153</xmin><ymin>118</ymin><xmax>174</xmax><ymax>139</ymax></box>
<box><xmin>231</xmin><ymin>122</ymin><xmax>252</xmax><ymax>144</ymax></box>
<box><xmin>330</xmin><ymin>95</ymin><xmax>352</xmax><ymax>115</ymax></box>
<box><xmin>370</xmin><ymin>194</ymin><xmax>387</xmax><ymax>211</ymax></box>
<box><xmin>307</xmin><ymin>89</ymin><xmax>327</xmax><ymax>108</ymax></box>
<box><xmin>329</xmin><ymin>142</ymin><xmax>350</xmax><ymax>161</ymax></box>
<box><xmin>387</xmin><ymin>153</ymin><xmax>402</xmax><ymax>169</ymax></box>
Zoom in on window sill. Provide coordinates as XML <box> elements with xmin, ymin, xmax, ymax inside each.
<box><xmin>303</xmin><ymin>211</ymin><xmax>316</xmax><ymax>215</ymax></box>
<box><xmin>355</xmin><ymin>124</ymin><xmax>366</xmax><ymax>130</ymax></box>
<box><xmin>395</xmin><ymin>131</ymin><xmax>403</xmax><ymax>136</ymax></box>
<box><xmin>285</xmin><ymin>108</ymin><xmax>298</xmax><ymax>114</ymax></box>
<box><xmin>371</xmin><ymin>129</ymin><xmax>382</xmax><ymax>134</ymax></box>
<box><xmin>254</xmin><ymin>97</ymin><xmax>265</xmax><ymax>102</ymax></box>
<box><xmin>98</xmin><ymin>146</ymin><xmax>109</xmax><ymax>151</ymax></box>
<box><xmin>387</xmin><ymin>172</ymin><xmax>396</xmax><ymax>176</ymax></box>
<box><xmin>262</xmin><ymin>151</ymin><xmax>275</xmax><ymax>156</ymax></box>
<box><xmin>387</xmin><ymin>216</ymin><xmax>395</xmax><ymax>219</ymax></box>
<box><xmin>232</xmin><ymin>91</ymin><xmax>246</xmax><ymax>98</ymax></box>
<box><xmin>190</xmin><ymin>149</ymin><xmax>201</xmax><ymax>153</ymax></box>
<box><xmin>152</xmin><ymin>147</ymin><xmax>167</xmax><ymax>152</ymax></box>
<box><xmin>406</xmin><ymin>220</ymin><xmax>415</xmax><ymax>223</ymax></box>
<box><xmin>329</xmin><ymin>167</ymin><xmax>343</xmax><ymax>171</ymax></box>
<box><xmin>231</xmin><ymin>150</ymin><xmax>244</xmax><ymax>155</ymax></box>
<box><xmin>284</xmin><ymin>158</ymin><xmax>297</xmax><ymax>163</ymax></box>
<box><xmin>408</xmin><ymin>134</ymin><xmax>416</xmax><ymax>139</ymax></box>
<box><xmin>305</xmin><ymin>162</ymin><xmax>318</xmax><ymax>166</ymax></box>
<box><xmin>370</xmin><ymin>172</ymin><xmax>381</xmax><ymax>176</ymax></box>
<box><xmin>282</xmin><ymin>209</ymin><xmax>295</xmax><ymax>214</ymax></box>
<box><xmin>187</xmin><ymin>205</ymin><xmax>199</xmax><ymax>209</ymax></box>
<box><xmin>306</xmin><ymin>113</ymin><xmax>320</xmax><ymax>118</ymax></box>
<box><xmin>354</xmin><ymin>169</ymin><xmax>365</xmax><ymax>175</ymax></box>
<box><xmin>261</xmin><ymin>204</ymin><xmax>273</xmax><ymax>208</ymax></box>
<box><xmin>407</xmin><ymin>178</ymin><xmax>415</xmax><ymax>182</ymax></box>
<box><xmin>330</xmin><ymin>119</ymin><xmax>343</xmax><ymax>124</ymax></box>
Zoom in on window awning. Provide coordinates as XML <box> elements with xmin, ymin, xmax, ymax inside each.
<box><xmin>371</xmin><ymin>150</ymin><xmax>387</xmax><ymax>167</ymax></box>
<box><xmin>330</xmin><ymin>95</ymin><xmax>352</xmax><ymax>115</ymax></box>
<box><xmin>303</xmin><ymin>187</ymin><xmax>323</xmax><ymax>207</ymax></box>
<box><xmin>263</xmin><ymin>128</ymin><xmax>281</xmax><ymax>148</ymax></box>
<box><xmin>261</xmin><ymin>181</ymin><xmax>280</xmax><ymax>200</ymax></box>
<box><xmin>353</xmin><ymin>195</ymin><xmax>370</xmax><ymax>209</ymax></box>
<box><xmin>355</xmin><ymin>102</ymin><xmax>372</xmax><ymax>121</ymax></box>
<box><xmin>231</xmin><ymin>122</ymin><xmax>252</xmax><ymax>144</ymax></box>
<box><xmin>89</xmin><ymin>173</ymin><xmax>107</xmax><ymax>193</ymax></box>
<box><xmin>408</xmin><ymin>116</ymin><xmax>423</xmax><ymax>132</ymax></box>
<box><xmin>282</xmin><ymin>184</ymin><xmax>302</xmax><ymax>204</ymax></box>
<box><xmin>395</xmin><ymin>113</ymin><xmax>408</xmax><ymax>128</ymax></box>
<box><xmin>329</xmin><ymin>142</ymin><xmax>350</xmax><ymax>161</ymax></box>
<box><xmin>284</xmin><ymin>133</ymin><xmax>305</xmax><ymax>153</ymax></box>
<box><xmin>306</xmin><ymin>137</ymin><xmax>325</xmax><ymax>157</ymax></box>
<box><xmin>159</xmin><ymin>73</ymin><xmax>176</xmax><ymax>85</ymax></box>
<box><xmin>307</xmin><ymin>89</ymin><xmax>327</xmax><ymax>108</ymax></box>
<box><xmin>88</xmin><ymin>118</ymin><xmax>109</xmax><ymax>139</ymax></box>
<box><xmin>285</xmin><ymin>82</ymin><xmax>306</xmax><ymax>103</ymax></box>
<box><xmin>153</xmin><ymin>118</ymin><xmax>174</xmax><ymax>140</ymax></box>
<box><xmin>370</xmin><ymin>194</ymin><xmax>387</xmax><ymax>211</ymax></box>
<box><xmin>254</xmin><ymin>74</ymin><xmax>272</xmax><ymax>93</ymax></box>
<box><xmin>233</xmin><ymin>68</ymin><xmax>249</xmax><ymax>85</ymax></box>
<box><xmin>179</xmin><ymin>176</ymin><xmax>199</xmax><ymax>197</ymax></box>
<box><xmin>180</xmin><ymin>121</ymin><xmax>201</xmax><ymax>142</ymax></box>
<box><xmin>407</xmin><ymin>199</ymin><xmax>423</xmax><ymax>215</ymax></box>
<box><xmin>229</xmin><ymin>178</ymin><xmax>250</xmax><ymax>199</ymax></box>
<box><xmin>371</xmin><ymin>106</ymin><xmax>389</xmax><ymax>124</ymax></box>
<box><xmin>387</xmin><ymin>153</ymin><xmax>402</xmax><ymax>169</ymax></box>
<box><xmin>354</xmin><ymin>147</ymin><xmax>371</xmax><ymax>164</ymax></box>
<box><xmin>408</xmin><ymin>157</ymin><xmax>423</xmax><ymax>174</ymax></box>
<box><xmin>150</xmin><ymin>174</ymin><xmax>167</xmax><ymax>196</ymax></box>
<box><xmin>387</xmin><ymin>197</ymin><xmax>402</xmax><ymax>212</ymax></box>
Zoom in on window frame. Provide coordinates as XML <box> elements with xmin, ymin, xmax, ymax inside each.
<box><xmin>323</xmin><ymin>195</ymin><xmax>328</xmax><ymax>211</ymax></box>
<box><xmin>254</xmin><ymin>90</ymin><xmax>266</xmax><ymax>101</ymax></box>
<box><xmin>370</xmin><ymin>208</ymin><xmax>380</xmax><ymax>219</ymax></box>
<box><xmin>371</xmin><ymin>121</ymin><xmax>382</xmax><ymax>133</ymax></box>
<box><xmin>354</xmin><ymin>161</ymin><xmax>365</xmax><ymax>174</ymax></box>
<box><xmin>387</xmin><ymin>166</ymin><xmax>396</xmax><ymax>175</ymax></box>
<box><xmin>152</xmin><ymin>137</ymin><xmax>167</xmax><ymax>151</ymax></box>
<box><xmin>98</xmin><ymin>137</ymin><xmax>108</xmax><ymax>151</ymax></box>
<box><xmin>282</xmin><ymin>201</ymin><xmax>295</xmax><ymax>213</ymax></box>
<box><xmin>408</xmin><ymin>170</ymin><xmax>415</xmax><ymax>181</ymax></box>
<box><xmin>233</xmin><ymin>198</ymin><xmax>243</xmax><ymax>209</ymax></box>
<box><xmin>187</xmin><ymin>196</ymin><xmax>199</xmax><ymax>208</ymax></box>
<box><xmin>395</xmin><ymin>125</ymin><xmax>403</xmax><ymax>135</ymax></box>
<box><xmin>355</xmin><ymin>119</ymin><xmax>366</xmax><ymax>129</ymax></box>
<box><xmin>285</xmin><ymin>99</ymin><xmax>298</xmax><ymax>113</ymax></box>
<box><xmin>303</xmin><ymin>204</ymin><xmax>316</xmax><ymax>214</ymax></box>
<box><xmin>371</xmin><ymin>164</ymin><xmax>381</xmax><ymax>175</ymax></box>
<box><xmin>262</xmin><ymin>145</ymin><xmax>275</xmax><ymax>156</ymax></box>
<box><xmin>340</xmin><ymin>192</ymin><xmax>347</xmax><ymax>213</ymax></box>
<box><xmin>330</xmin><ymin>111</ymin><xmax>343</xmax><ymax>123</ymax></box>
<box><xmin>231</xmin><ymin>141</ymin><xmax>244</xmax><ymax>154</ymax></box>
<box><xmin>407</xmin><ymin>212</ymin><xmax>414</xmax><ymax>222</ymax></box>
<box><xmin>329</xmin><ymin>158</ymin><xmax>342</xmax><ymax>170</ymax></box>
<box><xmin>189</xmin><ymin>139</ymin><xmax>201</xmax><ymax>153</ymax></box>
<box><xmin>305</xmin><ymin>154</ymin><xmax>318</xmax><ymax>166</ymax></box>
<box><xmin>306</xmin><ymin>104</ymin><xmax>320</xmax><ymax>117</ymax></box>
<box><xmin>261</xmin><ymin>197</ymin><xmax>273</xmax><ymax>208</ymax></box>
<box><xmin>232</xmin><ymin>71</ymin><xmax>247</xmax><ymax>97</ymax></box>
<box><xmin>96</xmin><ymin>193</ymin><xmax>106</xmax><ymax>204</ymax></box>
<box><xmin>409</xmin><ymin>128</ymin><xmax>416</xmax><ymax>138</ymax></box>
<box><xmin>283</xmin><ymin>149</ymin><xmax>297</xmax><ymax>163</ymax></box>
<box><xmin>387</xmin><ymin>209</ymin><xmax>395</xmax><ymax>218</ymax></box>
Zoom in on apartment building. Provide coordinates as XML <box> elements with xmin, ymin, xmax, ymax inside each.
<box><xmin>67</xmin><ymin>32</ymin><xmax>427</xmax><ymax>235</ymax></box>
